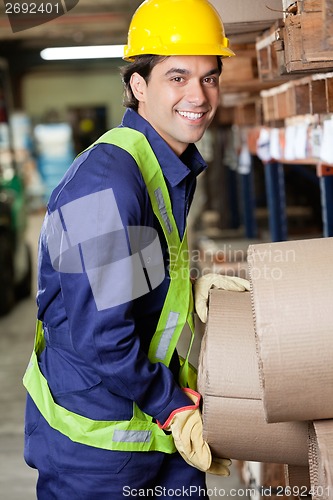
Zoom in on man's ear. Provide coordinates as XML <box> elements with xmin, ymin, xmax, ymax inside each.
<box><xmin>130</xmin><ymin>73</ymin><xmax>146</xmax><ymax>103</ymax></box>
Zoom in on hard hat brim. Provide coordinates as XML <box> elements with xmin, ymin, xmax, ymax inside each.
<box><xmin>123</xmin><ymin>44</ymin><xmax>236</xmax><ymax>61</ymax></box>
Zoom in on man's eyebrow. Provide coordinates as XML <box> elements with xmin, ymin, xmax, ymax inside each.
<box><xmin>164</xmin><ymin>68</ymin><xmax>190</xmax><ymax>76</ymax></box>
<box><xmin>164</xmin><ymin>67</ymin><xmax>220</xmax><ymax>77</ymax></box>
<box><xmin>204</xmin><ymin>67</ymin><xmax>220</xmax><ymax>77</ymax></box>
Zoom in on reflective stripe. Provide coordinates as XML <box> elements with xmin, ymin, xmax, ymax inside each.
<box><xmin>24</xmin><ymin>127</ymin><xmax>196</xmax><ymax>455</ymax></box>
<box><xmin>23</xmin><ymin>336</ymin><xmax>177</xmax><ymax>453</ymax></box>
<box><xmin>113</xmin><ymin>430</ymin><xmax>152</xmax><ymax>443</ymax></box>
<box><xmin>154</xmin><ymin>187</ymin><xmax>173</xmax><ymax>234</ymax></box>
<box><xmin>155</xmin><ymin>312</ymin><xmax>180</xmax><ymax>361</ymax></box>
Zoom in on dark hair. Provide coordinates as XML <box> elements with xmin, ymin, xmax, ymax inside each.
<box><xmin>121</xmin><ymin>54</ymin><xmax>223</xmax><ymax>111</ymax></box>
<box><xmin>121</xmin><ymin>55</ymin><xmax>167</xmax><ymax>111</ymax></box>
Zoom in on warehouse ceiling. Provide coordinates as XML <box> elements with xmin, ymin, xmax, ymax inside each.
<box><xmin>0</xmin><ymin>0</ymin><xmax>142</xmax><ymax>48</ymax></box>
<box><xmin>0</xmin><ymin>0</ymin><xmax>283</xmax><ymax>52</ymax></box>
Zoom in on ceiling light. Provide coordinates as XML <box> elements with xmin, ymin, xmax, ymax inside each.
<box><xmin>40</xmin><ymin>45</ymin><xmax>125</xmax><ymax>61</ymax></box>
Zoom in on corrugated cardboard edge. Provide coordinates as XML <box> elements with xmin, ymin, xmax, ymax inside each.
<box><xmin>309</xmin><ymin>421</ymin><xmax>333</xmax><ymax>500</ymax></box>
<box><xmin>247</xmin><ymin>244</ymin><xmax>266</xmax><ymax>400</ymax></box>
<box><xmin>197</xmin><ymin>322</ymin><xmax>208</xmax><ymax>399</ymax></box>
<box><xmin>197</xmin><ymin>289</ymin><xmax>308</xmax><ymax>466</ymax></box>
<box><xmin>201</xmin><ymin>289</ymin><xmax>261</xmax><ymax>399</ymax></box>
<box><xmin>248</xmin><ymin>238</ymin><xmax>333</xmax><ymax>423</ymax></box>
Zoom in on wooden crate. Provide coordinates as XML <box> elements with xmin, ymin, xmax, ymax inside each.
<box><xmin>256</xmin><ymin>21</ymin><xmax>288</xmax><ymax>80</ymax></box>
<box><xmin>293</xmin><ymin>80</ymin><xmax>311</xmax><ymax>114</ymax></box>
<box><xmin>262</xmin><ymin>92</ymin><xmax>276</xmax><ymax>122</ymax></box>
<box><xmin>261</xmin><ymin>72</ymin><xmax>333</xmax><ymax>122</ymax></box>
<box><xmin>311</xmin><ymin>79</ymin><xmax>328</xmax><ymax>113</ymax></box>
<box><xmin>311</xmin><ymin>72</ymin><xmax>333</xmax><ymax>113</ymax></box>
<box><xmin>261</xmin><ymin>79</ymin><xmax>311</xmax><ymax>122</ymax></box>
<box><xmin>284</xmin><ymin>3</ymin><xmax>333</xmax><ymax>73</ymax></box>
<box><xmin>282</xmin><ymin>0</ymin><xmax>297</xmax><ymax>12</ymax></box>
<box><xmin>276</xmin><ymin>87</ymin><xmax>294</xmax><ymax>119</ymax></box>
<box><xmin>221</xmin><ymin>55</ymin><xmax>257</xmax><ymax>84</ymax></box>
<box><xmin>216</xmin><ymin>105</ymin><xmax>235</xmax><ymax>125</ymax></box>
<box><xmin>257</xmin><ymin>1</ymin><xmax>333</xmax><ymax>80</ymax></box>
<box><xmin>327</xmin><ymin>76</ymin><xmax>333</xmax><ymax>111</ymax></box>
<box><xmin>260</xmin><ymin>73</ymin><xmax>333</xmax><ymax>123</ymax></box>
<box><xmin>234</xmin><ymin>99</ymin><xmax>263</xmax><ymax>127</ymax></box>
<box><xmin>300</xmin><ymin>0</ymin><xmax>323</xmax><ymax>12</ymax></box>
<box><xmin>323</xmin><ymin>0</ymin><xmax>333</xmax><ymax>50</ymax></box>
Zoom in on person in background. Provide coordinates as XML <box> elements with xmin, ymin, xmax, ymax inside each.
<box><xmin>23</xmin><ymin>0</ymin><xmax>249</xmax><ymax>498</ymax></box>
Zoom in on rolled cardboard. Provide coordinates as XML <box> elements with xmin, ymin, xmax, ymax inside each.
<box><xmin>198</xmin><ymin>290</ymin><xmax>261</xmax><ymax>400</ymax></box>
<box><xmin>203</xmin><ymin>394</ymin><xmax>308</xmax><ymax>465</ymax></box>
<box><xmin>198</xmin><ymin>289</ymin><xmax>308</xmax><ymax>466</ymax></box>
<box><xmin>248</xmin><ymin>237</ymin><xmax>333</xmax><ymax>423</ymax></box>
<box><xmin>308</xmin><ymin>420</ymin><xmax>333</xmax><ymax>500</ymax></box>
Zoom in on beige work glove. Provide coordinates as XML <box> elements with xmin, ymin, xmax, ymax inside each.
<box><xmin>158</xmin><ymin>388</ymin><xmax>231</xmax><ymax>476</ymax></box>
<box><xmin>194</xmin><ymin>273</ymin><xmax>250</xmax><ymax>323</ymax></box>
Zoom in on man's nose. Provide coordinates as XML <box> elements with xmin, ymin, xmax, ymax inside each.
<box><xmin>186</xmin><ymin>80</ymin><xmax>207</xmax><ymax>105</ymax></box>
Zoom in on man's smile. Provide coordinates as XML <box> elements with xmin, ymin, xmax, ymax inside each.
<box><xmin>176</xmin><ymin>111</ymin><xmax>205</xmax><ymax>121</ymax></box>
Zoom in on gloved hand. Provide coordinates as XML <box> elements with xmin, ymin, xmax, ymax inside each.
<box><xmin>158</xmin><ymin>388</ymin><xmax>231</xmax><ymax>476</ymax></box>
<box><xmin>194</xmin><ymin>273</ymin><xmax>250</xmax><ymax>323</ymax></box>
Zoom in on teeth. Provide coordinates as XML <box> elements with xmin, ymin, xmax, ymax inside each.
<box><xmin>178</xmin><ymin>111</ymin><xmax>204</xmax><ymax>120</ymax></box>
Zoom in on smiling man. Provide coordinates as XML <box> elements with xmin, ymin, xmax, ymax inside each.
<box><xmin>128</xmin><ymin>55</ymin><xmax>221</xmax><ymax>155</ymax></box>
<box><xmin>23</xmin><ymin>1</ymin><xmax>248</xmax><ymax>499</ymax></box>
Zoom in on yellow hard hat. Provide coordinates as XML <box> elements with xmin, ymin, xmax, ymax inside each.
<box><xmin>123</xmin><ymin>0</ymin><xmax>235</xmax><ymax>61</ymax></box>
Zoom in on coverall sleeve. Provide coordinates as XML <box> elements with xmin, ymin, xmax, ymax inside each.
<box><xmin>49</xmin><ymin>144</ymin><xmax>191</xmax><ymax>423</ymax></box>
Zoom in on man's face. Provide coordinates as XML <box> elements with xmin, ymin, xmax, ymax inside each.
<box><xmin>131</xmin><ymin>55</ymin><xmax>221</xmax><ymax>156</ymax></box>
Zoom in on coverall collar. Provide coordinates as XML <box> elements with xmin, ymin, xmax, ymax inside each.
<box><xmin>121</xmin><ymin>109</ymin><xmax>207</xmax><ymax>187</ymax></box>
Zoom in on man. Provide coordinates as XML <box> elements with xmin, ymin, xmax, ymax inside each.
<box><xmin>23</xmin><ymin>0</ymin><xmax>249</xmax><ymax>498</ymax></box>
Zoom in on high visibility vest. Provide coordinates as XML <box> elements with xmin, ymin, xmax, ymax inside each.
<box><xmin>23</xmin><ymin>127</ymin><xmax>197</xmax><ymax>453</ymax></box>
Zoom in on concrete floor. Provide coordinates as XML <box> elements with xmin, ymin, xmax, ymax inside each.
<box><xmin>0</xmin><ymin>214</ymin><xmax>40</xmax><ymax>499</ymax></box>
<box><xmin>0</xmin><ymin>213</ymin><xmax>247</xmax><ymax>499</ymax></box>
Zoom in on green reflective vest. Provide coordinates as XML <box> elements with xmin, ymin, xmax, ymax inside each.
<box><xmin>23</xmin><ymin>127</ymin><xmax>197</xmax><ymax>453</ymax></box>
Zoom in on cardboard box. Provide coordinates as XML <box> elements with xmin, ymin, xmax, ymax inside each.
<box><xmin>197</xmin><ymin>290</ymin><xmax>308</xmax><ymax>465</ymax></box>
<box><xmin>248</xmin><ymin>237</ymin><xmax>333</xmax><ymax>423</ymax></box>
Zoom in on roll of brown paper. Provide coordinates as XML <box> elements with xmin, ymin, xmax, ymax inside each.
<box><xmin>197</xmin><ymin>289</ymin><xmax>308</xmax><ymax>466</ymax></box>
<box><xmin>308</xmin><ymin>420</ymin><xmax>333</xmax><ymax>500</ymax></box>
<box><xmin>248</xmin><ymin>238</ymin><xmax>333</xmax><ymax>423</ymax></box>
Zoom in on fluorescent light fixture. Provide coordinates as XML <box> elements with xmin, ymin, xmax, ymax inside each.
<box><xmin>40</xmin><ymin>45</ymin><xmax>125</xmax><ymax>60</ymax></box>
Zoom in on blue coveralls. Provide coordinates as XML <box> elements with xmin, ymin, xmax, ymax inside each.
<box><xmin>24</xmin><ymin>108</ymin><xmax>209</xmax><ymax>499</ymax></box>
